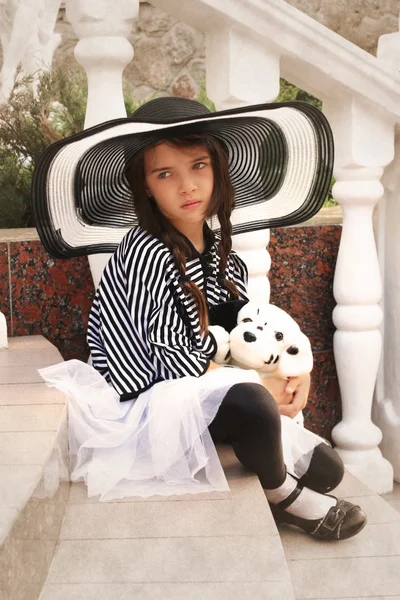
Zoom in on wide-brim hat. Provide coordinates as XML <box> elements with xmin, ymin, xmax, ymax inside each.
<box><xmin>32</xmin><ymin>97</ymin><xmax>334</xmax><ymax>258</ymax></box>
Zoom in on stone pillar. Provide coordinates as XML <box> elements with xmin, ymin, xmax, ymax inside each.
<box><xmin>206</xmin><ymin>27</ymin><xmax>281</xmax><ymax>303</ymax></box>
<box><xmin>373</xmin><ymin>12</ymin><xmax>400</xmax><ymax>484</ymax></box>
<box><xmin>324</xmin><ymin>95</ymin><xmax>395</xmax><ymax>494</ymax></box>
<box><xmin>65</xmin><ymin>0</ymin><xmax>138</xmax><ymax>287</ymax></box>
<box><xmin>373</xmin><ymin>130</ymin><xmax>400</xmax><ymax>484</ymax></box>
<box><xmin>0</xmin><ymin>311</ymin><xmax>7</xmax><ymax>349</ymax></box>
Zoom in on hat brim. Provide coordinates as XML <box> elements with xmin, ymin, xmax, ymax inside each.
<box><xmin>32</xmin><ymin>101</ymin><xmax>333</xmax><ymax>258</ymax></box>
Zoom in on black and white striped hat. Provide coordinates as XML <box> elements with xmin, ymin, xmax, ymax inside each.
<box><xmin>32</xmin><ymin>97</ymin><xmax>334</xmax><ymax>258</ymax></box>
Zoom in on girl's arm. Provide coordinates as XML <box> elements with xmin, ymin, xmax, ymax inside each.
<box><xmin>260</xmin><ymin>373</ymin><xmax>311</xmax><ymax>418</ymax></box>
<box><xmin>205</xmin><ymin>360</ymin><xmax>223</xmax><ymax>373</ymax></box>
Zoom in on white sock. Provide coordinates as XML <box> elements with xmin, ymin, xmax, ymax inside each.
<box><xmin>264</xmin><ymin>473</ymin><xmax>336</xmax><ymax>520</ymax></box>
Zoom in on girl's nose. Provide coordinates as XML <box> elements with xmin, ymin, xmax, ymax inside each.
<box><xmin>179</xmin><ymin>175</ymin><xmax>197</xmax><ymax>195</ymax></box>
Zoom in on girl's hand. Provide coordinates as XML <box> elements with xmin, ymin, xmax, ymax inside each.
<box><xmin>259</xmin><ymin>376</ymin><xmax>293</xmax><ymax>405</ymax></box>
<box><xmin>279</xmin><ymin>373</ymin><xmax>311</xmax><ymax>419</ymax></box>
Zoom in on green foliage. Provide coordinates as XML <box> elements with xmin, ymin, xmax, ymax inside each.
<box><xmin>276</xmin><ymin>78</ymin><xmax>322</xmax><ymax>109</ymax></box>
<box><xmin>0</xmin><ymin>63</ymin><xmax>89</xmax><ymax>228</ymax></box>
<box><xmin>0</xmin><ymin>148</ymin><xmax>33</xmax><ymax>227</ymax></box>
<box><xmin>196</xmin><ymin>80</ymin><xmax>216</xmax><ymax>112</ymax></box>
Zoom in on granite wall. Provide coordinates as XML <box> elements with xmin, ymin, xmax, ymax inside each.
<box><xmin>0</xmin><ymin>224</ymin><xmax>342</xmax><ymax>441</ymax></box>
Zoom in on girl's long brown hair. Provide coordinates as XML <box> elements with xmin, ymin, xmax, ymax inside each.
<box><xmin>126</xmin><ymin>133</ymin><xmax>239</xmax><ymax>334</ymax></box>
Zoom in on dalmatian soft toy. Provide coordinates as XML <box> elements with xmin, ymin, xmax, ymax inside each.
<box><xmin>209</xmin><ymin>301</ymin><xmax>313</xmax><ymax>425</ymax></box>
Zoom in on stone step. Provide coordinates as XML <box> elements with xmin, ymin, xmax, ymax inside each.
<box><xmin>39</xmin><ymin>446</ymin><xmax>296</xmax><ymax>600</ymax></box>
<box><xmin>278</xmin><ymin>471</ymin><xmax>400</xmax><ymax>599</ymax></box>
<box><xmin>0</xmin><ymin>336</ymin><xmax>70</xmax><ymax>600</ymax></box>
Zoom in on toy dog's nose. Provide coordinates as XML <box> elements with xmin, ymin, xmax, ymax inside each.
<box><xmin>243</xmin><ymin>331</ymin><xmax>257</xmax><ymax>343</ymax></box>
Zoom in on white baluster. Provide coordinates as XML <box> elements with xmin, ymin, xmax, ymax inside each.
<box><xmin>324</xmin><ymin>95</ymin><xmax>395</xmax><ymax>493</ymax></box>
<box><xmin>377</xmin><ymin>12</ymin><xmax>400</xmax><ymax>72</ymax></box>
<box><xmin>231</xmin><ymin>231</ymin><xmax>271</xmax><ymax>303</ymax></box>
<box><xmin>373</xmin><ymin>12</ymin><xmax>400</xmax><ymax>484</ymax></box>
<box><xmin>0</xmin><ymin>311</ymin><xmax>8</xmax><ymax>349</ymax></box>
<box><xmin>66</xmin><ymin>0</ymin><xmax>138</xmax><ymax>287</ymax></box>
<box><xmin>206</xmin><ymin>27</ymin><xmax>280</xmax><ymax>304</ymax></box>
<box><xmin>373</xmin><ymin>133</ymin><xmax>400</xmax><ymax>483</ymax></box>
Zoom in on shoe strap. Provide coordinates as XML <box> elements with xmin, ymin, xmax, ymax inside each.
<box><xmin>313</xmin><ymin>499</ymin><xmax>349</xmax><ymax>537</ymax></box>
<box><xmin>277</xmin><ymin>484</ymin><xmax>303</xmax><ymax>510</ymax></box>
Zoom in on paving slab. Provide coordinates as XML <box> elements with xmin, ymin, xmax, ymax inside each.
<box><xmin>0</xmin><ymin>365</ymin><xmax>48</xmax><ymax>384</ymax></box>
<box><xmin>289</xmin><ymin>556</ymin><xmax>400</xmax><ymax>599</ymax></box>
<box><xmin>332</xmin><ymin>471</ymin><xmax>377</xmax><ymax>498</ymax></box>
<box><xmin>279</xmin><ymin>469</ymin><xmax>400</xmax><ymax>599</ymax></box>
<box><xmin>60</xmin><ymin>496</ymin><xmax>277</xmax><ymax>539</ymax></box>
<box><xmin>0</xmin><ymin>383</ymin><xmax>65</xmax><ymax>406</ymax></box>
<box><xmin>40</xmin><ymin>581</ymin><xmax>295</xmax><ymax>600</ymax></box>
<box><xmin>0</xmin><ymin>347</ymin><xmax>62</xmax><ymax>367</ymax></box>
<box><xmin>279</xmin><ymin>521</ymin><xmax>400</xmax><ymax>559</ymax></box>
<box><xmin>382</xmin><ymin>481</ymin><xmax>400</xmax><ymax>514</ymax></box>
<box><xmin>0</xmin><ymin>431</ymin><xmax>55</xmax><ymax>465</ymax></box>
<box><xmin>0</xmin><ymin>404</ymin><xmax>65</xmax><ymax>432</ymax></box>
<box><xmin>46</xmin><ymin>536</ymin><xmax>290</xmax><ymax>584</ymax></box>
<box><xmin>342</xmin><ymin>494</ymin><xmax>400</xmax><ymax>524</ymax></box>
<box><xmin>0</xmin><ymin>465</ymin><xmax>43</xmax><ymax>508</ymax></box>
<box><xmin>42</xmin><ymin>444</ymin><xmax>295</xmax><ymax>599</ymax></box>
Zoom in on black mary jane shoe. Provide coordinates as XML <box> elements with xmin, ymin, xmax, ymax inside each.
<box><xmin>270</xmin><ymin>485</ymin><xmax>367</xmax><ymax>541</ymax></box>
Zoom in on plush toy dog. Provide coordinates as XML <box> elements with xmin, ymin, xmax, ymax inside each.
<box><xmin>209</xmin><ymin>301</ymin><xmax>313</xmax><ymax>425</ymax></box>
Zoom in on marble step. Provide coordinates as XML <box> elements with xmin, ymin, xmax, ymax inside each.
<box><xmin>0</xmin><ymin>336</ymin><xmax>69</xmax><ymax>600</ymax></box>
<box><xmin>279</xmin><ymin>471</ymin><xmax>400</xmax><ymax>599</ymax></box>
<box><xmin>39</xmin><ymin>445</ymin><xmax>296</xmax><ymax>600</ymax></box>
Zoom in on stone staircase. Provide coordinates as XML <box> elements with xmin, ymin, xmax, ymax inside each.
<box><xmin>2</xmin><ymin>336</ymin><xmax>400</xmax><ymax>600</ymax></box>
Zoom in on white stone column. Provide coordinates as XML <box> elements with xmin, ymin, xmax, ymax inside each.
<box><xmin>373</xmin><ymin>17</ymin><xmax>400</xmax><ymax>484</ymax></box>
<box><xmin>0</xmin><ymin>311</ymin><xmax>8</xmax><ymax>349</ymax></box>
<box><xmin>66</xmin><ymin>0</ymin><xmax>138</xmax><ymax>288</ymax></box>
<box><xmin>373</xmin><ymin>129</ymin><xmax>400</xmax><ymax>484</ymax></box>
<box><xmin>324</xmin><ymin>95</ymin><xmax>395</xmax><ymax>494</ymax></box>
<box><xmin>206</xmin><ymin>27</ymin><xmax>281</xmax><ymax>304</ymax></box>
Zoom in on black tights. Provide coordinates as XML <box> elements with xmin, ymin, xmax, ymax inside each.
<box><xmin>208</xmin><ymin>382</ymin><xmax>344</xmax><ymax>493</ymax></box>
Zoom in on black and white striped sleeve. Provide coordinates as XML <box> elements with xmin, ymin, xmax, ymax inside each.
<box><xmin>87</xmin><ymin>291</ymin><xmax>111</xmax><ymax>383</ymax></box>
<box><xmin>146</xmin><ymin>288</ymin><xmax>213</xmax><ymax>380</ymax></box>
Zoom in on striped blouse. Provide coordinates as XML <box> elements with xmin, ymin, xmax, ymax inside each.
<box><xmin>87</xmin><ymin>225</ymin><xmax>249</xmax><ymax>401</ymax></box>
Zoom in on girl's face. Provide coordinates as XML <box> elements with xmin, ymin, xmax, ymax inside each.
<box><xmin>143</xmin><ymin>142</ymin><xmax>214</xmax><ymax>234</ymax></box>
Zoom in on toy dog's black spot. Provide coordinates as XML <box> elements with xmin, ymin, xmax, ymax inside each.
<box><xmin>265</xmin><ymin>354</ymin><xmax>275</xmax><ymax>364</ymax></box>
<box><xmin>224</xmin><ymin>350</ymin><xmax>231</xmax><ymax>361</ymax></box>
<box><xmin>287</xmin><ymin>346</ymin><xmax>299</xmax><ymax>355</ymax></box>
<box><xmin>257</xmin><ymin>326</ymin><xmax>263</xmax><ymax>331</ymax></box>
<box><xmin>242</xmin><ymin>318</ymin><xmax>252</xmax><ymax>323</ymax></box>
<box><xmin>273</xmin><ymin>355</ymin><xmax>280</xmax><ymax>364</ymax></box>
<box><xmin>243</xmin><ymin>331</ymin><xmax>257</xmax><ymax>343</ymax></box>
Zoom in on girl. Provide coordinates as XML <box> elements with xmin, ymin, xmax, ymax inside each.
<box><xmin>35</xmin><ymin>97</ymin><xmax>366</xmax><ymax>541</ymax></box>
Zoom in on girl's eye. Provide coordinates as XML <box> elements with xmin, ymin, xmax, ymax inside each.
<box><xmin>157</xmin><ymin>171</ymin><xmax>171</xmax><ymax>179</ymax></box>
<box><xmin>275</xmin><ymin>332</ymin><xmax>284</xmax><ymax>341</ymax></box>
<box><xmin>193</xmin><ymin>162</ymin><xmax>207</xmax><ymax>170</ymax></box>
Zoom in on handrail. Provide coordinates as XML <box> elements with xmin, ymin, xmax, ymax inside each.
<box><xmin>150</xmin><ymin>0</ymin><xmax>400</xmax><ymax>119</ymax></box>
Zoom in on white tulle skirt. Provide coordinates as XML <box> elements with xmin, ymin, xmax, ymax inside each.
<box><xmin>39</xmin><ymin>361</ymin><xmax>323</xmax><ymax>501</ymax></box>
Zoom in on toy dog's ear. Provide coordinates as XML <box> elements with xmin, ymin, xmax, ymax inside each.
<box><xmin>209</xmin><ymin>300</ymin><xmax>248</xmax><ymax>332</ymax></box>
<box><xmin>278</xmin><ymin>331</ymin><xmax>313</xmax><ymax>377</ymax></box>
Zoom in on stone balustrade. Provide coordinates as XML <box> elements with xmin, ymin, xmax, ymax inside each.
<box><xmin>148</xmin><ymin>0</ymin><xmax>400</xmax><ymax>494</ymax></box>
<box><xmin>2</xmin><ymin>0</ymin><xmax>400</xmax><ymax>493</ymax></box>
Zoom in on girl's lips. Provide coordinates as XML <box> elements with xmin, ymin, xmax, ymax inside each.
<box><xmin>182</xmin><ymin>200</ymin><xmax>202</xmax><ymax>210</ymax></box>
